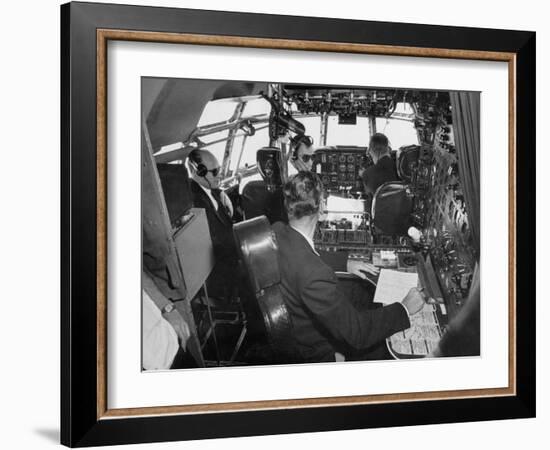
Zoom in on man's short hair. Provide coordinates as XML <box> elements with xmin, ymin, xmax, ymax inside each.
<box><xmin>290</xmin><ymin>134</ymin><xmax>313</xmax><ymax>150</ymax></box>
<box><xmin>283</xmin><ymin>171</ymin><xmax>324</xmax><ymax>220</ymax></box>
<box><xmin>369</xmin><ymin>133</ymin><xmax>390</xmax><ymax>158</ymax></box>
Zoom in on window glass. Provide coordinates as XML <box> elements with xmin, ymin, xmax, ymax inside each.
<box><xmin>242</xmin><ymin>97</ymin><xmax>270</xmax><ymax>117</ymax></box>
<box><xmin>375</xmin><ymin>118</ymin><xmax>418</xmax><ymax>149</ymax></box>
<box><xmin>197</xmin><ymin>99</ymin><xmax>238</xmax><ymax>127</ymax></box>
<box><xmin>201</xmin><ymin>130</ymin><xmax>228</xmax><ymax>145</ymax></box>
<box><xmin>235</xmin><ymin>126</ymin><xmax>270</xmax><ymax>170</ymax></box>
<box><xmin>296</xmin><ymin>116</ymin><xmax>321</xmax><ymax>146</ymax></box>
<box><xmin>326</xmin><ymin>195</ymin><xmax>365</xmax><ymax>213</ymax></box>
<box><xmin>393</xmin><ymin>102</ymin><xmax>415</xmax><ymax>115</ymax></box>
<box><xmin>325</xmin><ymin>115</ymin><xmax>370</xmax><ymax>146</ymax></box>
<box><xmin>227</xmin><ymin>135</ymin><xmax>245</xmax><ymax>175</ymax></box>
<box><xmin>201</xmin><ymin>130</ymin><xmax>229</xmax><ymax>163</ymax></box>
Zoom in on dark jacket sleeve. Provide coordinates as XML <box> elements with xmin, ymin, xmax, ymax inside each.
<box><xmin>361</xmin><ymin>166</ymin><xmax>375</xmax><ymax>195</ymax></box>
<box><xmin>299</xmin><ymin>263</ymin><xmax>410</xmax><ymax>350</ymax></box>
<box><xmin>192</xmin><ymin>190</ymin><xmax>236</xmax><ymax>261</ymax></box>
<box><xmin>318</xmin><ymin>250</ymin><xmax>349</xmax><ymax>272</ymax></box>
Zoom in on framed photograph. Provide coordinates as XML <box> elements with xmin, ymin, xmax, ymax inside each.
<box><xmin>61</xmin><ymin>1</ymin><xmax>535</xmax><ymax>447</ymax></box>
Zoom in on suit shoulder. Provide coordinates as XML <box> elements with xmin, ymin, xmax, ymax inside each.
<box><xmin>190</xmin><ymin>181</ymin><xmax>208</xmax><ymax>203</ymax></box>
<box><xmin>365</xmin><ymin>164</ymin><xmax>377</xmax><ymax>178</ymax></box>
<box><xmin>273</xmin><ymin>223</ymin><xmax>315</xmax><ymax>259</ymax></box>
<box><xmin>272</xmin><ymin>221</ymin><xmax>286</xmax><ymax>234</ymax></box>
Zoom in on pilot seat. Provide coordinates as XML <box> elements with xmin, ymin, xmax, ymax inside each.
<box><xmin>241</xmin><ymin>147</ymin><xmax>288</xmax><ymax>224</ymax></box>
<box><xmin>233</xmin><ymin>216</ymin><xmax>301</xmax><ymax>363</ymax></box>
<box><xmin>371</xmin><ymin>181</ymin><xmax>414</xmax><ymax>237</ymax></box>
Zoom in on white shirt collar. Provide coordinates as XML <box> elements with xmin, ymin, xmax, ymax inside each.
<box><xmin>289</xmin><ymin>224</ymin><xmax>319</xmax><ymax>256</ymax></box>
<box><xmin>194</xmin><ymin>179</ymin><xmax>218</xmax><ymax>210</ymax></box>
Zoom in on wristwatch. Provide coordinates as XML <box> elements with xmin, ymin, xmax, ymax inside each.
<box><xmin>161</xmin><ymin>303</ymin><xmax>175</xmax><ymax>315</ymax></box>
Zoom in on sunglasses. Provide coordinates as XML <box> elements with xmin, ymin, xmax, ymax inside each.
<box><xmin>300</xmin><ymin>154</ymin><xmax>314</xmax><ymax>163</ymax></box>
<box><xmin>205</xmin><ymin>167</ymin><xmax>220</xmax><ymax>177</ymax></box>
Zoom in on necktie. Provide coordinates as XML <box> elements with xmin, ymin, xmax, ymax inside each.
<box><xmin>211</xmin><ymin>189</ymin><xmax>231</xmax><ymax>219</ymax></box>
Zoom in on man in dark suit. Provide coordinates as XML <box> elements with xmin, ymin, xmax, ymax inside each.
<box><xmin>188</xmin><ymin>149</ymin><xmax>237</xmax><ymax>299</ymax></box>
<box><xmin>289</xmin><ymin>134</ymin><xmax>315</xmax><ymax>173</ymax></box>
<box><xmin>272</xmin><ymin>171</ymin><xmax>426</xmax><ymax>362</ymax></box>
<box><xmin>360</xmin><ymin>132</ymin><xmax>399</xmax><ymax>195</ymax></box>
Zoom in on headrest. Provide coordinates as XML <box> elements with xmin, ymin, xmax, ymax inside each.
<box><xmin>156</xmin><ymin>163</ymin><xmax>193</xmax><ymax>227</ymax></box>
<box><xmin>372</xmin><ymin>182</ymin><xmax>413</xmax><ymax>235</ymax></box>
<box><xmin>241</xmin><ymin>181</ymin><xmax>288</xmax><ymax>224</ymax></box>
<box><xmin>233</xmin><ymin>216</ymin><xmax>280</xmax><ymax>294</ymax></box>
<box><xmin>257</xmin><ymin>147</ymin><xmax>284</xmax><ymax>192</ymax></box>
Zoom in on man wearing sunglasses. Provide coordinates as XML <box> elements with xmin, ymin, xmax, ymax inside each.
<box><xmin>188</xmin><ymin>149</ymin><xmax>237</xmax><ymax>300</ymax></box>
<box><xmin>290</xmin><ymin>134</ymin><xmax>315</xmax><ymax>173</ymax></box>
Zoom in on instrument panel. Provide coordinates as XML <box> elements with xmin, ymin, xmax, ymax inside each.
<box><xmin>312</xmin><ymin>146</ymin><xmax>371</xmax><ymax>194</ymax></box>
<box><xmin>410</xmin><ymin>117</ymin><xmax>477</xmax><ymax>317</ymax></box>
<box><xmin>304</xmin><ymin>89</ymin><xmax>478</xmax><ymax>358</ymax></box>
<box><xmin>284</xmin><ymin>86</ymin><xmax>401</xmax><ymax>117</ymax></box>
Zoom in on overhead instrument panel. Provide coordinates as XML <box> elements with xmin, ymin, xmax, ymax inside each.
<box><xmin>283</xmin><ymin>86</ymin><xmax>403</xmax><ymax>117</ymax></box>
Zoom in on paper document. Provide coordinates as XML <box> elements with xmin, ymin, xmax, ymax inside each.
<box><xmin>373</xmin><ymin>269</ymin><xmax>419</xmax><ymax>305</ymax></box>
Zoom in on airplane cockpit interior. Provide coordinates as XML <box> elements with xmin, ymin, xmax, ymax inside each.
<box><xmin>142</xmin><ymin>78</ymin><xmax>481</xmax><ymax>370</ymax></box>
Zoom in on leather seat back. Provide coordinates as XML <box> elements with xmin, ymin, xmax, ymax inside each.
<box><xmin>241</xmin><ymin>181</ymin><xmax>287</xmax><ymax>224</ymax></box>
<box><xmin>233</xmin><ymin>216</ymin><xmax>298</xmax><ymax>361</ymax></box>
<box><xmin>156</xmin><ymin>163</ymin><xmax>193</xmax><ymax>228</ymax></box>
<box><xmin>372</xmin><ymin>181</ymin><xmax>413</xmax><ymax>235</ymax></box>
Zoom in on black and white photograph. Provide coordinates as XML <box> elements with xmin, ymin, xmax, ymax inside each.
<box><xmin>141</xmin><ymin>78</ymin><xmax>480</xmax><ymax>370</ymax></box>
<box><xmin>0</xmin><ymin>0</ymin><xmax>543</xmax><ymax>446</ymax></box>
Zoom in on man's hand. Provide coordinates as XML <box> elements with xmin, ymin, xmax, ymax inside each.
<box><xmin>401</xmin><ymin>287</ymin><xmax>427</xmax><ymax>316</ymax></box>
<box><xmin>163</xmin><ymin>309</ymin><xmax>191</xmax><ymax>349</ymax></box>
<box><xmin>347</xmin><ymin>260</ymin><xmax>380</xmax><ymax>280</ymax></box>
